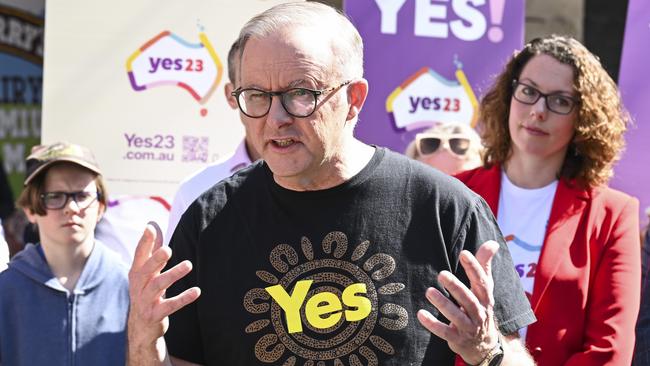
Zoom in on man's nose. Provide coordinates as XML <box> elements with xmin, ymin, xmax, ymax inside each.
<box><xmin>266</xmin><ymin>95</ymin><xmax>292</xmax><ymax>127</ymax></box>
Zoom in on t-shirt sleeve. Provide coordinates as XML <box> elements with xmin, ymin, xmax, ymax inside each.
<box><xmin>165</xmin><ymin>189</ymin><xmax>188</xmax><ymax>247</ymax></box>
<box><xmin>164</xmin><ymin>203</ymin><xmax>205</xmax><ymax>364</ymax></box>
<box><xmin>452</xmin><ymin>197</ymin><xmax>536</xmax><ymax>335</ymax></box>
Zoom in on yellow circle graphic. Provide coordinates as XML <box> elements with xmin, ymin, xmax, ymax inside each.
<box><xmin>243</xmin><ymin>231</ymin><xmax>408</xmax><ymax>365</ymax></box>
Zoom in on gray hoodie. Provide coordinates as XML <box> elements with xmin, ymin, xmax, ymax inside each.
<box><xmin>0</xmin><ymin>242</ymin><xmax>129</xmax><ymax>365</ymax></box>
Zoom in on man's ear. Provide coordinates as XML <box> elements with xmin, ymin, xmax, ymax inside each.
<box><xmin>224</xmin><ymin>82</ymin><xmax>238</xmax><ymax>110</ymax></box>
<box><xmin>346</xmin><ymin>79</ymin><xmax>369</xmax><ymax>121</ymax></box>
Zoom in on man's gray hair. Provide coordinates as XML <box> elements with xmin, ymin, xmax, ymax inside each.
<box><xmin>226</xmin><ymin>40</ymin><xmax>240</xmax><ymax>84</ymax></box>
<box><xmin>237</xmin><ymin>1</ymin><xmax>364</xmax><ymax>80</ymax></box>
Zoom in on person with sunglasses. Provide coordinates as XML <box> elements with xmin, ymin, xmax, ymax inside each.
<box><xmin>0</xmin><ymin>142</ymin><xmax>129</xmax><ymax>365</ymax></box>
<box><xmin>405</xmin><ymin>122</ymin><xmax>483</xmax><ymax>175</ymax></box>
<box><xmin>456</xmin><ymin>35</ymin><xmax>641</xmax><ymax>366</ymax></box>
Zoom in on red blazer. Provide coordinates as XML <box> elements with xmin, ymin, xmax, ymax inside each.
<box><xmin>455</xmin><ymin>165</ymin><xmax>641</xmax><ymax>366</ymax></box>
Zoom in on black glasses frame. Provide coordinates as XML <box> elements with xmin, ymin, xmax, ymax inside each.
<box><xmin>40</xmin><ymin>191</ymin><xmax>99</xmax><ymax>210</ymax></box>
<box><xmin>511</xmin><ymin>79</ymin><xmax>580</xmax><ymax>115</ymax></box>
<box><xmin>231</xmin><ymin>80</ymin><xmax>352</xmax><ymax>118</ymax></box>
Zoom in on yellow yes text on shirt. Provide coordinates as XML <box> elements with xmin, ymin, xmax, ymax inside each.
<box><xmin>265</xmin><ymin>280</ymin><xmax>372</xmax><ymax>334</ymax></box>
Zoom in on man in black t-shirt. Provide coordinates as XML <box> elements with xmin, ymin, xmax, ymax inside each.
<box><xmin>127</xmin><ymin>3</ymin><xmax>535</xmax><ymax>366</ymax></box>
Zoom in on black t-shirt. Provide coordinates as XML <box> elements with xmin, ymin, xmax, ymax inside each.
<box><xmin>165</xmin><ymin>147</ymin><xmax>534</xmax><ymax>365</ymax></box>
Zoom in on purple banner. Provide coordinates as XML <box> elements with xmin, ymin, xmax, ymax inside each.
<box><xmin>344</xmin><ymin>0</ymin><xmax>524</xmax><ymax>153</ymax></box>
<box><xmin>613</xmin><ymin>0</ymin><xmax>650</xmax><ymax>227</ymax></box>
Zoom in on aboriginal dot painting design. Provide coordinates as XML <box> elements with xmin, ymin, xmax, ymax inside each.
<box><xmin>243</xmin><ymin>231</ymin><xmax>408</xmax><ymax>365</ymax></box>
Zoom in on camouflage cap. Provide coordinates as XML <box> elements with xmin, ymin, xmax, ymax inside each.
<box><xmin>24</xmin><ymin>142</ymin><xmax>102</xmax><ymax>185</ymax></box>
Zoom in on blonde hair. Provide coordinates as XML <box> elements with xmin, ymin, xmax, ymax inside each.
<box><xmin>480</xmin><ymin>35</ymin><xmax>630</xmax><ymax>187</ymax></box>
<box><xmin>405</xmin><ymin>122</ymin><xmax>483</xmax><ymax>162</ymax></box>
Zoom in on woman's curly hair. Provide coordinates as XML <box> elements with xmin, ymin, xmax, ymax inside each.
<box><xmin>480</xmin><ymin>35</ymin><xmax>630</xmax><ymax>188</ymax></box>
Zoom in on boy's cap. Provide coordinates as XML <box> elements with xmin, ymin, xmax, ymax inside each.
<box><xmin>24</xmin><ymin>142</ymin><xmax>101</xmax><ymax>185</ymax></box>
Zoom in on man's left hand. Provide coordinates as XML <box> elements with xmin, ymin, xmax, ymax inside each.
<box><xmin>417</xmin><ymin>240</ymin><xmax>501</xmax><ymax>365</ymax></box>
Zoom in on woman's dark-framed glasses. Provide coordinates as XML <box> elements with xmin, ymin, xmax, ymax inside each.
<box><xmin>416</xmin><ymin>134</ymin><xmax>471</xmax><ymax>156</ymax></box>
<box><xmin>232</xmin><ymin>81</ymin><xmax>352</xmax><ymax>118</ymax></box>
<box><xmin>512</xmin><ymin>79</ymin><xmax>580</xmax><ymax>115</ymax></box>
<box><xmin>40</xmin><ymin>191</ymin><xmax>99</xmax><ymax>210</ymax></box>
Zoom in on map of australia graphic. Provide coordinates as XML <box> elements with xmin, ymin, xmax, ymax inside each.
<box><xmin>126</xmin><ymin>31</ymin><xmax>223</xmax><ymax>116</ymax></box>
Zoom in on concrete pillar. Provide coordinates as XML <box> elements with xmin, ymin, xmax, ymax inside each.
<box><xmin>525</xmin><ymin>0</ymin><xmax>585</xmax><ymax>42</ymax></box>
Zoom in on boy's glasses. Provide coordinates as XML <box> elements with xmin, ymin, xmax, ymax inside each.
<box><xmin>40</xmin><ymin>191</ymin><xmax>99</xmax><ymax>210</ymax></box>
<box><xmin>415</xmin><ymin>134</ymin><xmax>471</xmax><ymax>156</ymax></box>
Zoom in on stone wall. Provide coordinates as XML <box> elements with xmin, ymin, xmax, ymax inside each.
<box><xmin>525</xmin><ymin>0</ymin><xmax>584</xmax><ymax>41</ymax></box>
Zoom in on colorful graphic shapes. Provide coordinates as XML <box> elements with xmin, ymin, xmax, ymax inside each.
<box><xmin>126</xmin><ymin>31</ymin><xmax>223</xmax><ymax>109</ymax></box>
<box><xmin>107</xmin><ymin>195</ymin><xmax>171</xmax><ymax>211</ymax></box>
<box><xmin>488</xmin><ymin>0</ymin><xmax>506</xmax><ymax>43</ymax></box>
<box><xmin>504</xmin><ymin>234</ymin><xmax>543</xmax><ymax>251</ymax></box>
<box><xmin>386</xmin><ymin>65</ymin><xmax>478</xmax><ymax>131</ymax></box>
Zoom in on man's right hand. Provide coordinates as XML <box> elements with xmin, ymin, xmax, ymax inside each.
<box><xmin>127</xmin><ymin>222</ymin><xmax>201</xmax><ymax>366</ymax></box>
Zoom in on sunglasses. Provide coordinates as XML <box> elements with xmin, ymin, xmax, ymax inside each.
<box><xmin>415</xmin><ymin>134</ymin><xmax>471</xmax><ymax>156</ymax></box>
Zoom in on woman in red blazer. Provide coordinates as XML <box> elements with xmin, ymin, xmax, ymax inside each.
<box><xmin>456</xmin><ymin>35</ymin><xmax>641</xmax><ymax>366</ymax></box>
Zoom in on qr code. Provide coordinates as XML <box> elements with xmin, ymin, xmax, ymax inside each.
<box><xmin>182</xmin><ymin>136</ymin><xmax>209</xmax><ymax>162</ymax></box>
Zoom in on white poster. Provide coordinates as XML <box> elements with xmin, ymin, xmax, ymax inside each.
<box><xmin>42</xmin><ymin>0</ymin><xmax>295</xmax><ymax>199</ymax></box>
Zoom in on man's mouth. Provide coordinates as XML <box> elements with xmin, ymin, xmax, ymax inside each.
<box><xmin>273</xmin><ymin>138</ymin><xmax>295</xmax><ymax>147</ymax></box>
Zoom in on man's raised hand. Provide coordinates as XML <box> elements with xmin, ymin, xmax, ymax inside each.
<box><xmin>417</xmin><ymin>240</ymin><xmax>501</xmax><ymax>365</ymax></box>
<box><xmin>127</xmin><ymin>222</ymin><xmax>200</xmax><ymax>365</ymax></box>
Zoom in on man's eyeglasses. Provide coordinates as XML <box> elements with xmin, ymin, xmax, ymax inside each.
<box><xmin>415</xmin><ymin>134</ymin><xmax>471</xmax><ymax>156</ymax></box>
<box><xmin>512</xmin><ymin>80</ymin><xmax>580</xmax><ymax>115</ymax></box>
<box><xmin>231</xmin><ymin>81</ymin><xmax>352</xmax><ymax>118</ymax></box>
<box><xmin>40</xmin><ymin>191</ymin><xmax>99</xmax><ymax>210</ymax></box>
